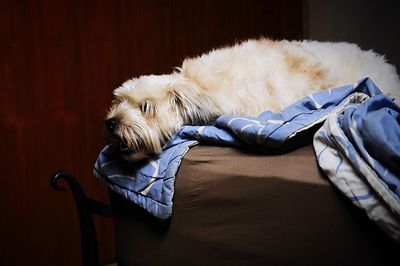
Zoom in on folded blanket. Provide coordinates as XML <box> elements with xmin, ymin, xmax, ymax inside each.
<box><xmin>94</xmin><ymin>77</ymin><xmax>400</xmax><ymax>240</ymax></box>
<box><xmin>314</xmin><ymin>94</ymin><xmax>400</xmax><ymax>240</ymax></box>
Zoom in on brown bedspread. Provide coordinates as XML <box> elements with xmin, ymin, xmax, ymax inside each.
<box><xmin>110</xmin><ymin>145</ymin><xmax>398</xmax><ymax>265</ymax></box>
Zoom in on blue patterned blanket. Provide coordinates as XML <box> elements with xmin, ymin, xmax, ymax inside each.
<box><xmin>94</xmin><ymin>78</ymin><xmax>400</xmax><ymax>241</ymax></box>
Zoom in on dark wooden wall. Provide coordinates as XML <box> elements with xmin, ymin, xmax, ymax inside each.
<box><xmin>0</xmin><ymin>0</ymin><xmax>303</xmax><ymax>265</ymax></box>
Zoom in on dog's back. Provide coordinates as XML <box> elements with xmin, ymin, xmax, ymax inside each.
<box><xmin>181</xmin><ymin>39</ymin><xmax>400</xmax><ymax>115</ymax></box>
<box><xmin>299</xmin><ymin>40</ymin><xmax>400</xmax><ymax>98</ymax></box>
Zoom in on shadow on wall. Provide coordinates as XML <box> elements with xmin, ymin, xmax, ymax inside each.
<box><xmin>304</xmin><ymin>0</ymin><xmax>400</xmax><ymax>71</ymax></box>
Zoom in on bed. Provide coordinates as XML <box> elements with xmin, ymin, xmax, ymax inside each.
<box><xmin>108</xmin><ymin>144</ymin><xmax>398</xmax><ymax>265</ymax></box>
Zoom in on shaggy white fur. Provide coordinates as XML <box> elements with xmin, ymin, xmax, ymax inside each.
<box><xmin>106</xmin><ymin>38</ymin><xmax>400</xmax><ymax>161</ymax></box>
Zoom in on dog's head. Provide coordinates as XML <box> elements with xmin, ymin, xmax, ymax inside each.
<box><xmin>106</xmin><ymin>74</ymin><xmax>216</xmax><ymax>161</ymax></box>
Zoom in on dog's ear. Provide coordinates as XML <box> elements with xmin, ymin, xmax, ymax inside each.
<box><xmin>113</xmin><ymin>86</ymin><xmax>128</xmax><ymax>97</ymax></box>
<box><xmin>168</xmin><ymin>80</ymin><xmax>219</xmax><ymax>125</ymax></box>
<box><xmin>113</xmin><ymin>78</ymin><xmax>138</xmax><ymax>99</ymax></box>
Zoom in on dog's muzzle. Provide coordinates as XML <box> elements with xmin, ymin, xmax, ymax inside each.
<box><xmin>105</xmin><ymin>117</ymin><xmax>135</xmax><ymax>155</ymax></box>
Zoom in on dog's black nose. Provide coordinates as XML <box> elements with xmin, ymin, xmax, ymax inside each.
<box><xmin>105</xmin><ymin>117</ymin><xmax>119</xmax><ymax>132</ymax></box>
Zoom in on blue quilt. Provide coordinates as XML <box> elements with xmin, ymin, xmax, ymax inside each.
<box><xmin>94</xmin><ymin>78</ymin><xmax>400</xmax><ymax>241</ymax></box>
<box><xmin>314</xmin><ymin>93</ymin><xmax>400</xmax><ymax>240</ymax></box>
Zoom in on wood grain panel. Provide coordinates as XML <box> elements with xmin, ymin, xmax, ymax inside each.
<box><xmin>0</xmin><ymin>0</ymin><xmax>302</xmax><ymax>265</ymax></box>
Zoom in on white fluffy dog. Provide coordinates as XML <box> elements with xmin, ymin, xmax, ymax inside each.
<box><xmin>106</xmin><ymin>38</ymin><xmax>400</xmax><ymax>161</ymax></box>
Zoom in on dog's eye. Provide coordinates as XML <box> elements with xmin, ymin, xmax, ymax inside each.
<box><xmin>139</xmin><ymin>103</ymin><xmax>146</xmax><ymax>113</ymax></box>
<box><xmin>139</xmin><ymin>100</ymin><xmax>154</xmax><ymax>116</ymax></box>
